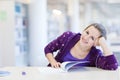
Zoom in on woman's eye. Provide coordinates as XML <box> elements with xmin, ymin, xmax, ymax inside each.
<box><xmin>86</xmin><ymin>31</ymin><xmax>89</xmax><ymax>34</ymax></box>
<box><xmin>91</xmin><ymin>37</ymin><xmax>94</xmax><ymax>40</ymax></box>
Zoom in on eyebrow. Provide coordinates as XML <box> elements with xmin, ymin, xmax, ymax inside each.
<box><xmin>98</xmin><ymin>35</ymin><xmax>102</xmax><ymax>38</ymax></box>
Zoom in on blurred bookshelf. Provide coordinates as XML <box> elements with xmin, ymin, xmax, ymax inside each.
<box><xmin>15</xmin><ymin>2</ymin><xmax>29</xmax><ymax>66</ymax></box>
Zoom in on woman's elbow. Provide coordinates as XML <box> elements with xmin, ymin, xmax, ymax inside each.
<box><xmin>104</xmin><ymin>63</ymin><xmax>118</xmax><ymax>70</ymax></box>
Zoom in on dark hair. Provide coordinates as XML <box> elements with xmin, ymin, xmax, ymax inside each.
<box><xmin>84</xmin><ymin>23</ymin><xmax>107</xmax><ymax>39</ymax></box>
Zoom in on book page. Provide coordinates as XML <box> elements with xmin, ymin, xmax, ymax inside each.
<box><xmin>61</xmin><ymin>61</ymin><xmax>90</xmax><ymax>71</ymax></box>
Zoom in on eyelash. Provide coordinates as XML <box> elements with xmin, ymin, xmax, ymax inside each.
<box><xmin>86</xmin><ymin>31</ymin><xmax>89</xmax><ymax>34</ymax></box>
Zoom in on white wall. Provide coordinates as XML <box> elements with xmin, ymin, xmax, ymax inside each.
<box><xmin>0</xmin><ymin>0</ymin><xmax>15</xmax><ymax>66</ymax></box>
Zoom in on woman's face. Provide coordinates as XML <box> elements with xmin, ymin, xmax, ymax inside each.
<box><xmin>80</xmin><ymin>26</ymin><xmax>101</xmax><ymax>48</ymax></box>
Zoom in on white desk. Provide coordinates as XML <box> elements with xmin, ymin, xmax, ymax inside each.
<box><xmin>0</xmin><ymin>67</ymin><xmax>119</xmax><ymax>80</ymax></box>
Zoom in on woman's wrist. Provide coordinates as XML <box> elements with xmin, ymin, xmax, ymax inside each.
<box><xmin>46</xmin><ymin>53</ymin><xmax>56</xmax><ymax>63</ymax></box>
<box><xmin>99</xmin><ymin>37</ymin><xmax>113</xmax><ymax>56</ymax></box>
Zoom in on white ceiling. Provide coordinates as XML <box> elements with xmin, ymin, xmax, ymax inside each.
<box><xmin>47</xmin><ymin>0</ymin><xmax>120</xmax><ymax>18</ymax></box>
<box><xmin>47</xmin><ymin>0</ymin><xmax>120</xmax><ymax>5</ymax></box>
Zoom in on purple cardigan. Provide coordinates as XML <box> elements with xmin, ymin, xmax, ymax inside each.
<box><xmin>44</xmin><ymin>31</ymin><xmax>118</xmax><ymax>70</ymax></box>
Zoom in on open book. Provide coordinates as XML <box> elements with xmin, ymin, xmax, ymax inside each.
<box><xmin>38</xmin><ymin>61</ymin><xmax>90</xmax><ymax>73</ymax></box>
<box><xmin>60</xmin><ymin>61</ymin><xmax>90</xmax><ymax>72</ymax></box>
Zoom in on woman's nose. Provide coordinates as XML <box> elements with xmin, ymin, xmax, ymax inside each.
<box><xmin>84</xmin><ymin>35</ymin><xmax>89</xmax><ymax>41</ymax></box>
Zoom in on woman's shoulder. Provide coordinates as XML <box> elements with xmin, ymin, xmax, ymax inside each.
<box><xmin>62</xmin><ymin>31</ymin><xmax>81</xmax><ymax>36</ymax></box>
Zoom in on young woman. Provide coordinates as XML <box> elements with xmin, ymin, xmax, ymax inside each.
<box><xmin>44</xmin><ymin>23</ymin><xmax>118</xmax><ymax>70</ymax></box>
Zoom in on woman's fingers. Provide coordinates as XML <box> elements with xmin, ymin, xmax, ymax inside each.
<box><xmin>51</xmin><ymin>62</ymin><xmax>61</xmax><ymax>68</ymax></box>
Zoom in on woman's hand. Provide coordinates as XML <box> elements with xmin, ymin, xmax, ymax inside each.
<box><xmin>98</xmin><ymin>37</ymin><xmax>113</xmax><ymax>56</ymax></box>
<box><xmin>46</xmin><ymin>53</ymin><xmax>61</xmax><ymax>68</ymax></box>
<box><xmin>50</xmin><ymin>61</ymin><xmax>61</xmax><ymax>68</ymax></box>
<box><xmin>98</xmin><ymin>37</ymin><xmax>106</xmax><ymax>46</ymax></box>
<box><xmin>94</xmin><ymin>37</ymin><xmax>106</xmax><ymax>46</ymax></box>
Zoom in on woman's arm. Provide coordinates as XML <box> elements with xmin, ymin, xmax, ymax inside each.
<box><xmin>95</xmin><ymin>37</ymin><xmax>118</xmax><ymax>70</ymax></box>
<box><xmin>46</xmin><ymin>53</ymin><xmax>61</xmax><ymax>68</ymax></box>
<box><xmin>99</xmin><ymin>37</ymin><xmax>113</xmax><ymax>56</ymax></box>
<box><xmin>44</xmin><ymin>31</ymin><xmax>74</xmax><ymax>68</ymax></box>
<box><xmin>44</xmin><ymin>31</ymin><xmax>73</xmax><ymax>55</ymax></box>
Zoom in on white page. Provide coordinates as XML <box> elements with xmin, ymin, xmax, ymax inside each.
<box><xmin>61</xmin><ymin>61</ymin><xmax>90</xmax><ymax>71</ymax></box>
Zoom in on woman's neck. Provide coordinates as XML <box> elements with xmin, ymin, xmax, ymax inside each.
<box><xmin>70</xmin><ymin>41</ymin><xmax>90</xmax><ymax>59</ymax></box>
<box><xmin>77</xmin><ymin>40</ymin><xmax>90</xmax><ymax>53</ymax></box>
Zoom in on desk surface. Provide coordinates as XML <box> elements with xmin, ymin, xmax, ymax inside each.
<box><xmin>0</xmin><ymin>67</ymin><xmax>119</xmax><ymax>80</ymax></box>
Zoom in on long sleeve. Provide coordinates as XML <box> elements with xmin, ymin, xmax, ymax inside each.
<box><xmin>96</xmin><ymin>53</ymin><xmax>118</xmax><ymax>70</ymax></box>
<box><xmin>44</xmin><ymin>31</ymin><xmax>75</xmax><ymax>54</ymax></box>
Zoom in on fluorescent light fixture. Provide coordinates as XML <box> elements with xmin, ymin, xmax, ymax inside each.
<box><xmin>52</xmin><ymin>9</ymin><xmax>62</xmax><ymax>15</ymax></box>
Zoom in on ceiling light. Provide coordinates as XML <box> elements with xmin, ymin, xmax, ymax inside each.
<box><xmin>52</xmin><ymin>9</ymin><xmax>62</xmax><ymax>15</ymax></box>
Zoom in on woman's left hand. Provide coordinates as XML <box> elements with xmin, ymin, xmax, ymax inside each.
<box><xmin>98</xmin><ymin>37</ymin><xmax>106</xmax><ymax>46</ymax></box>
<box><xmin>94</xmin><ymin>37</ymin><xmax>106</xmax><ymax>46</ymax></box>
<box><xmin>98</xmin><ymin>37</ymin><xmax>113</xmax><ymax>56</ymax></box>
